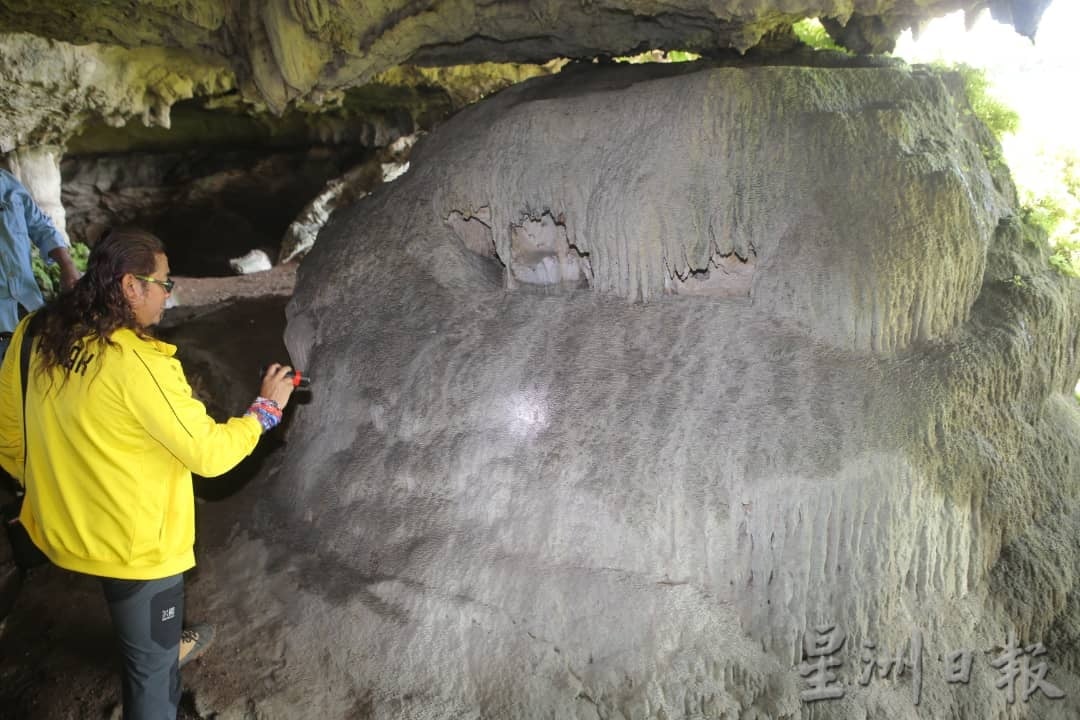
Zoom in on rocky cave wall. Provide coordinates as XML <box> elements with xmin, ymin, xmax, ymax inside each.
<box><xmin>0</xmin><ymin>0</ymin><xmax>1055</xmax><ymax>153</ymax></box>
<box><xmin>1</xmin><ymin>1</ymin><xmax>1075</xmax><ymax>719</ymax></box>
<box><xmin>0</xmin><ymin>28</ymin><xmax>559</xmax><ymax>269</ymax></box>
<box><xmin>0</xmin><ymin>0</ymin><xmax>1053</xmax><ymax>113</ymax></box>
<box><xmin>0</xmin><ymin>1</ymin><xmax>1052</xmax><ymax>271</ymax></box>
<box><xmin>222</xmin><ymin>60</ymin><xmax>1080</xmax><ymax>719</ymax></box>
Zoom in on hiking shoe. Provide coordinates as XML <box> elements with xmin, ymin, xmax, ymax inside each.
<box><xmin>178</xmin><ymin>624</ymin><xmax>215</xmax><ymax>668</ymax></box>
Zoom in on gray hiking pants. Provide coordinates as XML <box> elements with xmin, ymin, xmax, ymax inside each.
<box><xmin>100</xmin><ymin>573</ymin><xmax>184</xmax><ymax>720</ymax></box>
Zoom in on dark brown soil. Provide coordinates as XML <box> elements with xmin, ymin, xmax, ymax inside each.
<box><xmin>164</xmin><ymin>262</ymin><xmax>299</xmax><ymax>314</ymax></box>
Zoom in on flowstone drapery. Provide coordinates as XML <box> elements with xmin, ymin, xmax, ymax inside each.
<box><xmin>206</xmin><ymin>60</ymin><xmax>1080</xmax><ymax>718</ymax></box>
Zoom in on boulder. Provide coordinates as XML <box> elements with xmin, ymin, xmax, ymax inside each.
<box><xmin>182</xmin><ymin>60</ymin><xmax>1080</xmax><ymax>717</ymax></box>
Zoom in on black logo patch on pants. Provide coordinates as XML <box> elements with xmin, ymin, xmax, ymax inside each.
<box><xmin>150</xmin><ymin>581</ymin><xmax>184</xmax><ymax>649</ymax></box>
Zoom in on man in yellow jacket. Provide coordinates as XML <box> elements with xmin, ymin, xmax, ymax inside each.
<box><xmin>0</xmin><ymin>227</ymin><xmax>296</xmax><ymax>720</ymax></box>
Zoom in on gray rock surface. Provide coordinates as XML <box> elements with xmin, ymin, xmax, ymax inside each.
<box><xmin>169</xmin><ymin>60</ymin><xmax>1080</xmax><ymax>718</ymax></box>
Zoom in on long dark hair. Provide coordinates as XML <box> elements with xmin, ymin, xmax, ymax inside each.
<box><xmin>30</xmin><ymin>227</ymin><xmax>164</xmax><ymax>379</ymax></box>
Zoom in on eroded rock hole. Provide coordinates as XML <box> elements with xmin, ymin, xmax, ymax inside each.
<box><xmin>507</xmin><ymin>212</ymin><xmax>591</xmax><ymax>289</ymax></box>
<box><xmin>665</xmin><ymin>247</ymin><xmax>756</xmax><ymax>297</ymax></box>
<box><xmin>450</xmin><ymin>209</ymin><xmax>592</xmax><ymax>290</ymax></box>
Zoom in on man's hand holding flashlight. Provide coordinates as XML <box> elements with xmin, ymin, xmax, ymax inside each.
<box><xmin>259</xmin><ymin>363</ymin><xmax>297</xmax><ymax>409</ymax></box>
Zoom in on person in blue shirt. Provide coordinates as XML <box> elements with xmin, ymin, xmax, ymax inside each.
<box><xmin>0</xmin><ymin>167</ymin><xmax>80</xmax><ymax>358</ymax></box>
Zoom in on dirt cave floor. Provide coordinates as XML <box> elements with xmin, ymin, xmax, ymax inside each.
<box><xmin>0</xmin><ymin>263</ymin><xmax>300</xmax><ymax>720</ymax></box>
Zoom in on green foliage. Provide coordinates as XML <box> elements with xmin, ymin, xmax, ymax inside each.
<box><xmin>1022</xmin><ymin>195</ymin><xmax>1067</xmax><ymax>235</ymax></box>
<box><xmin>614</xmin><ymin>49</ymin><xmax>700</xmax><ymax>64</ymax></box>
<box><xmin>792</xmin><ymin>19</ymin><xmax>846</xmax><ymax>52</ymax></box>
<box><xmin>1019</xmin><ymin>150</ymin><xmax>1080</xmax><ymax>277</ymax></box>
<box><xmin>949</xmin><ymin>62</ymin><xmax>1020</xmax><ymax>141</ymax></box>
<box><xmin>1048</xmin><ymin>251</ymin><xmax>1078</xmax><ymax>277</ymax></box>
<box><xmin>665</xmin><ymin>50</ymin><xmax>699</xmax><ymax>63</ymax></box>
<box><xmin>31</xmin><ymin>241</ymin><xmax>90</xmax><ymax>301</ymax></box>
<box><xmin>1005</xmin><ymin>274</ymin><xmax>1028</xmax><ymax>289</ymax></box>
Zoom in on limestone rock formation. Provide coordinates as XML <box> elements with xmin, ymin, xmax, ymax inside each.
<box><xmin>0</xmin><ymin>1</ymin><xmax>1053</xmax><ymax>113</ymax></box>
<box><xmin>1</xmin><ymin>0</ymin><xmax>1053</xmax><ymax>275</ymax></box>
<box><xmin>165</xmin><ymin>59</ymin><xmax>1080</xmax><ymax>718</ymax></box>
<box><xmin>0</xmin><ymin>29</ymin><xmax>557</xmax><ymax>163</ymax></box>
<box><xmin>0</xmin><ymin>32</ymin><xmax>235</xmax><ymax>153</ymax></box>
<box><xmin>0</xmin><ymin>1</ymin><xmax>1052</xmax><ymax>264</ymax></box>
<box><xmin>0</xmin><ymin>1</ymin><xmax>1072</xmax><ymax>718</ymax></box>
<box><xmin>279</xmin><ymin>133</ymin><xmax>419</xmax><ymax>263</ymax></box>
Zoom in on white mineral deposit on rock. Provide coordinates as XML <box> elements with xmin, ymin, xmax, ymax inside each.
<box><xmin>228</xmin><ymin>249</ymin><xmax>272</xmax><ymax>275</ymax></box>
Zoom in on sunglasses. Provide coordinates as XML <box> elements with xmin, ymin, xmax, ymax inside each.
<box><xmin>132</xmin><ymin>274</ymin><xmax>175</xmax><ymax>293</ymax></box>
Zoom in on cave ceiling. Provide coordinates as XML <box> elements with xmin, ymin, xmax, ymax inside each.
<box><xmin>0</xmin><ymin>0</ymin><xmax>1053</xmax><ymax>120</ymax></box>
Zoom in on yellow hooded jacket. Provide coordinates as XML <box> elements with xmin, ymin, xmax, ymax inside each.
<box><xmin>0</xmin><ymin>317</ymin><xmax>262</xmax><ymax>580</ymax></box>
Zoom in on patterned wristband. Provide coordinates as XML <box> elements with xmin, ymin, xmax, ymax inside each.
<box><xmin>246</xmin><ymin>397</ymin><xmax>283</xmax><ymax>432</ymax></box>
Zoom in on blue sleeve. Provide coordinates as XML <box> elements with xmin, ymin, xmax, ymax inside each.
<box><xmin>22</xmin><ymin>192</ymin><xmax>67</xmax><ymax>259</ymax></box>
